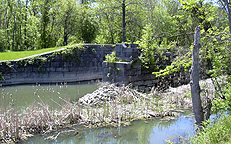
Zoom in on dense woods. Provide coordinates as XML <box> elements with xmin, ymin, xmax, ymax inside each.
<box><xmin>0</xmin><ymin>0</ymin><xmax>226</xmax><ymax>51</ymax></box>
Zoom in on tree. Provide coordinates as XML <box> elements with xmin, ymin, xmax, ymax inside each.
<box><xmin>141</xmin><ymin>0</ymin><xmax>187</xmax><ymax>45</ymax></box>
<box><xmin>191</xmin><ymin>26</ymin><xmax>204</xmax><ymax>130</ymax></box>
<box><xmin>122</xmin><ymin>0</ymin><xmax>126</xmax><ymax>42</ymax></box>
<box><xmin>39</xmin><ymin>0</ymin><xmax>53</xmax><ymax>49</ymax></box>
<box><xmin>95</xmin><ymin>0</ymin><xmax>145</xmax><ymax>44</ymax></box>
<box><xmin>24</xmin><ymin>0</ymin><xmax>29</xmax><ymax>49</ymax></box>
<box><xmin>217</xmin><ymin>0</ymin><xmax>231</xmax><ymax>34</ymax></box>
<box><xmin>56</xmin><ymin>0</ymin><xmax>78</xmax><ymax>46</ymax></box>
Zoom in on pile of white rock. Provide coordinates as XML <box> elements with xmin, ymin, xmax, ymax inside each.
<box><xmin>78</xmin><ymin>83</ymin><xmax>147</xmax><ymax>107</ymax></box>
<box><xmin>78</xmin><ymin>83</ymin><xmax>121</xmax><ymax>107</ymax></box>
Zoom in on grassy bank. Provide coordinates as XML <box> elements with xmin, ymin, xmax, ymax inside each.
<box><xmin>190</xmin><ymin>114</ymin><xmax>231</xmax><ymax>144</ymax></box>
<box><xmin>0</xmin><ymin>47</ymin><xmax>64</xmax><ymax>61</ymax></box>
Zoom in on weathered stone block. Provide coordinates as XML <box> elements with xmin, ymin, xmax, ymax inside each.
<box><xmin>152</xmin><ymin>79</ymin><xmax>160</xmax><ymax>84</ymax></box>
<box><xmin>49</xmin><ymin>72</ymin><xmax>64</xmax><ymax>79</ymax></box>
<box><xmin>41</xmin><ymin>63</ymin><xmax>50</xmax><ymax>68</ymax></box>
<box><xmin>32</xmin><ymin>67</ymin><xmax>40</xmax><ymax>72</ymax></box>
<box><xmin>51</xmin><ymin>62</ymin><xmax>63</xmax><ymax>67</ymax></box>
<box><xmin>63</xmin><ymin>72</ymin><xmax>77</xmax><ymax>79</ymax></box>
<box><xmin>63</xmin><ymin>62</ymin><xmax>71</xmax><ymax>68</ymax></box>
<box><xmin>144</xmin><ymin>80</ymin><xmax>153</xmax><ymax>86</ymax></box>
<box><xmin>30</xmin><ymin>73</ymin><xmax>41</xmax><ymax>78</ymax></box>
<box><xmin>56</xmin><ymin>67</ymin><xmax>69</xmax><ymax>72</ymax></box>
<box><xmin>133</xmin><ymin>81</ymin><xmax>145</xmax><ymax>86</ymax></box>
<box><xmin>38</xmin><ymin>73</ymin><xmax>48</xmax><ymax>79</ymax></box>
<box><xmin>46</xmin><ymin>67</ymin><xmax>56</xmax><ymax>72</ymax></box>
<box><xmin>16</xmin><ymin>72</ymin><xmax>28</xmax><ymax>79</ymax></box>
<box><xmin>3</xmin><ymin>74</ymin><xmax>11</xmax><ymax>80</ymax></box>
<box><xmin>24</xmin><ymin>67</ymin><xmax>33</xmax><ymax>72</ymax></box>
<box><xmin>115</xmin><ymin>62</ymin><xmax>131</xmax><ymax>69</ymax></box>
<box><xmin>125</xmin><ymin>69</ymin><xmax>136</xmax><ymax>76</ymax></box>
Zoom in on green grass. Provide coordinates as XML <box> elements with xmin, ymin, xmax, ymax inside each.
<box><xmin>0</xmin><ymin>47</ymin><xmax>65</xmax><ymax>61</ymax></box>
<box><xmin>190</xmin><ymin>114</ymin><xmax>231</xmax><ymax>144</ymax></box>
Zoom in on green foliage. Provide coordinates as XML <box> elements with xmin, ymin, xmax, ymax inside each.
<box><xmin>78</xmin><ymin>5</ymin><xmax>98</xmax><ymax>43</ymax></box>
<box><xmin>212</xmin><ymin>81</ymin><xmax>231</xmax><ymax>113</ymax></box>
<box><xmin>105</xmin><ymin>51</ymin><xmax>118</xmax><ymax>63</ymax></box>
<box><xmin>0</xmin><ymin>72</ymin><xmax>4</xmax><ymax>81</ymax></box>
<box><xmin>179</xmin><ymin>0</ymin><xmax>214</xmax><ymax>32</ymax></box>
<box><xmin>153</xmin><ymin>0</ymin><xmax>228</xmax><ymax>77</ymax></box>
<box><xmin>149</xmin><ymin>1</ymin><xmax>231</xmax><ymax>123</ymax></box>
<box><xmin>184</xmin><ymin>92</ymin><xmax>191</xmax><ymax>98</ymax></box>
<box><xmin>0</xmin><ymin>0</ymin><xmax>222</xmax><ymax>51</ymax></box>
<box><xmin>95</xmin><ymin>0</ymin><xmax>145</xmax><ymax>44</ymax></box>
<box><xmin>0</xmin><ymin>0</ymin><xmax>99</xmax><ymax>51</ymax></box>
<box><xmin>200</xmin><ymin>28</ymin><xmax>231</xmax><ymax>113</ymax></box>
<box><xmin>137</xmin><ymin>24</ymin><xmax>179</xmax><ymax>72</ymax></box>
<box><xmin>137</xmin><ymin>24</ymin><xmax>159</xmax><ymax>71</ymax></box>
<box><xmin>153</xmin><ymin>50</ymin><xmax>192</xmax><ymax>77</ymax></box>
<box><xmin>190</xmin><ymin>114</ymin><xmax>231</xmax><ymax>144</ymax></box>
<box><xmin>155</xmin><ymin>26</ymin><xmax>231</xmax><ymax>114</ymax></box>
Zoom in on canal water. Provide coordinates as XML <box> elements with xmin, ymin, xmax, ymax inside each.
<box><xmin>0</xmin><ymin>83</ymin><xmax>98</xmax><ymax>109</ymax></box>
<box><xmin>0</xmin><ymin>83</ymin><xmax>196</xmax><ymax>144</ymax></box>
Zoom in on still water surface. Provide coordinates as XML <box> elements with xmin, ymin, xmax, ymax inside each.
<box><xmin>0</xmin><ymin>83</ymin><xmax>98</xmax><ymax>109</ymax></box>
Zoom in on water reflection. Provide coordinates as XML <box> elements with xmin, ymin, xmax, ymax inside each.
<box><xmin>0</xmin><ymin>83</ymin><xmax>98</xmax><ymax>109</ymax></box>
<box><xmin>23</xmin><ymin>111</ymin><xmax>195</xmax><ymax>144</ymax></box>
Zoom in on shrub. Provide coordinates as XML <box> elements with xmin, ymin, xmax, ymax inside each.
<box><xmin>190</xmin><ymin>114</ymin><xmax>231</xmax><ymax>144</ymax></box>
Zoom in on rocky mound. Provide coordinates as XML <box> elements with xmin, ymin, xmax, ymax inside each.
<box><xmin>78</xmin><ymin>83</ymin><xmax>146</xmax><ymax>107</ymax></box>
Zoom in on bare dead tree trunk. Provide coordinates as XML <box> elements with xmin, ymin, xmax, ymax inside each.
<box><xmin>191</xmin><ymin>26</ymin><xmax>204</xmax><ymax>130</ymax></box>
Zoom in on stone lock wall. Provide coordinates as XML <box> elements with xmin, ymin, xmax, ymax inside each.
<box><xmin>102</xmin><ymin>44</ymin><xmax>141</xmax><ymax>83</ymax></box>
<box><xmin>102</xmin><ymin>44</ymin><xmax>209</xmax><ymax>91</ymax></box>
<box><xmin>0</xmin><ymin>43</ymin><xmax>209</xmax><ymax>91</ymax></box>
<box><xmin>0</xmin><ymin>44</ymin><xmax>114</xmax><ymax>86</ymax></box>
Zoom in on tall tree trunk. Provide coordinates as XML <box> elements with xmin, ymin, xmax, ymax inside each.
<box><xmin>122</xmin><ymin>0</ymin><xmax>126</xmax><ymax>43</ymax></box>
<box><xmin>6</xmin><ymin>8</ymin><xmax>10</xmax><ymax>50</ymax></box>
<box><xmin>12</xmin><ymin>15</ymin><xmax>16</xmax><ymax>51</ymax></box>
<box><xmin>63</xmin><ymin>18</ymin><xmax>68</xmax><ymax>46</ymax></box>
<box><xmin>24</xmin><ymin>0</ymin><xmax>28</xmax><ymax>49</ymax></box>
<box><xmin>191</xmin><ymin>26</ymin><xmax>204</xmax><ymax>130</ymax></box>
<box><xmin>41</xmin><ymin>0</ymin><xmax>50</xmax><ymax>48</ymax></box>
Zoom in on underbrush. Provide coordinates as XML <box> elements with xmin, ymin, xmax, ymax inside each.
<box><xmin>190</xmin><ymin>114</ymin><xmax>231</xmax><ymax>144</ymax></box>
